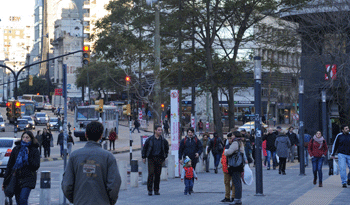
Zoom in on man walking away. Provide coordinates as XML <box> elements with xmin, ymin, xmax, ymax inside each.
<box><xmin>331</xmin><ymin>125</ymin><xmax>350</xmax><ymax>188</ymax></box>
<box><xmin>142</xmin><ymin>125</ymin><xmax>169</xmax><ymax>196</ymax></box>
<box><xmin>263</xmin><ymin>128</ymin><xmax>278</xmax><ymax>170</ymax></box>
<box><xmin>62</xmin><ymin>121</ymin><xmax>121</xmax><ymax>205</ymax></box>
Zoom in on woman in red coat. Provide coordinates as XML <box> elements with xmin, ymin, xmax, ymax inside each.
<box><xmin>108</xmin><ymin>128</ymin><xmax>118</xmax><ymax>150</ymax></box>
<box><xmin>308</xmin><ymin>131</ymin><xmax>328</xmax><ymax>187</ymax></box>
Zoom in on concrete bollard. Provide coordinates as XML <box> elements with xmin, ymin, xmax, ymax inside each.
<box><xmin>130</xmin><ymin>160</ymin><xmax>139</xmax><ymax>187</ymax></box>
<box><xmin>118</xmin><ymin>160</ymin><xmax>127</xmax><ymax>190</ymax></box>
<box><xmin>161</xmin><ymin>160</ymin><xmax>168</xmax><ymax>181</ymax></box>
<box><xmin>40</xmin><ymin>171</ymin><xmax>51</xmax><ymax>205</ymax></box>
<box><xmin>209</xmin><ymin>153</ymin><xmax>215</xmax><ymax>169</ymax></box>
<box><xmin>196</xmin><ymin>157</ymin><xmax>203</xmax><ymax>173</ymax></box>
<box><xmin>168</xmin><ymin>155</ymin><xmax>175</xmax><ymax>179</ymax></box>
<box><xmin>140</xmin><ymin>160</ymin><xmax>148</xmax><ymax>185</ymax></box>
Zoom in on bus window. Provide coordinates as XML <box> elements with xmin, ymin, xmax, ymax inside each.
<box><xmin>77</xmin><ymin>108</ymin><xmax>99</xmax><ymax>120</ymax></box>
<box><xmin>33</xmin><ymin>96</ymin><xmax>44</xmax><ymax>102</ymax></box>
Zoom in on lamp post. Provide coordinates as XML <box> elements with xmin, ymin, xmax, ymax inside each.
<box><xmin>298</xmin><ymin>78</ymin><xmax>305</xmax><ymax>175</ymax></box>
<box><xmin>321</xmin><ymin>90</ymin><xmax>328</xmax><ymax>162</ymax></box>
<box><xmin>254</xmin><ymin>56</ymin><xmax>263</xmax><ymax>196</ymax></box>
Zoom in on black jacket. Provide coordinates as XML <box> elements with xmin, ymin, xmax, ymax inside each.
<box><xmin>262</xmin><ymin>132</ymin><xmax>277</xmax><ymax>151</ymax></box>
<box><xmin>42</xmin><ymin>132</ymin><xmax>53</xmax><ymax>148</ymax></box>
<box><xmin>142</xmin><ymin>135</ymin><xmax>169</xmax><ymax>159</ymax></box>
<box><xmin>179</xmin><ymin>136</ymin><xmax>203</xmax><ymax>161</ymax></box>
<box><xmin>3</xmin><ymin>141</ymin><xmax>40</xmax><ymax>189</ymax></box>
<box><xmin>287</xmin><ymin>132</ymin><xmax>299</xmax><ymax>146</ymax></box>
<box><xmin>208</xmin><ymin>137</ymin><xmax>224</xmax><ymax>155</ymax></box>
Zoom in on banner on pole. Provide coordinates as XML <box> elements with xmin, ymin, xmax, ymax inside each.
<box><xmin>170</xmin><ymin>90</ymin><xmax>180</xmax><ymax>177</ymax></box>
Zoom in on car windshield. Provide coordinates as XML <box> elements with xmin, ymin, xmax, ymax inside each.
<box><xmin>18</xmin><ymin>120</ymin><xmax>28</xmax><ymax>124</ymax></box>
<box><xmin>50</xmin><ymin>119</ymin><xmax>58</xmax><ymax>122</ymax></box>
<box><xmin>37</xmin><ymin>113</ymin><xmax>46</xmax><ymax>117</ymax></box>
<box><xmin>0</xmin><ymin>140</ymin><xmax>13</xmax><ymax>148</ymax></box>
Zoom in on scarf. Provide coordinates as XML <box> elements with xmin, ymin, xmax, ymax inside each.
<box><xmin>13</xmin><ymin>141</ymin><xmax>31</xmax><ymax>170</ymax></box>
<box><xmin>313</xmin><ymin>135</ymin><xmax>324</xmax><ymax>149</ymax></box>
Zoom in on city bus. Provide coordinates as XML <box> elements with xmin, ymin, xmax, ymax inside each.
<box><xmin>22</xmin><ymin>94</ymin><xmax>45</xmax><ymax>111</ymax></box>
<box><xmin>7</xmin><ymin>100</ymin><xmax>35</xmax><ymax>123</ymax></box>
<box><xmin>74</xmin><ymin>105</ymin><xmax>119</xmax><ymax>141</ymax></box>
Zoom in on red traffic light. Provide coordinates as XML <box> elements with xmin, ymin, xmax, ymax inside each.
<box><xmin>125</xmin><ymin>76</ymin><xmax>130</xmax><ymax>82</ymax></box>
<box><xmin>83</xmin><ymin>45</ymin><xmax>90</xmax><ymax>52</ymax></box>
<box><xmin>6</xmin><ymin>102</ymin><xmax>11</xmax><ymax>107</ymax></box>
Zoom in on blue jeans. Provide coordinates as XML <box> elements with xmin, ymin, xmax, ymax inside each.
<box><xmin>312</xmin><ymin>157</ymin><xmax>324</xmax><ymax>182</ymax></box>
<box><xmin>15</xmin><ymin>187</ymin><xmax>31</xmax><ymax>205</ymax></box>
<box><xmin>305</xmin><ymin>149</ymin><xmax>309</xmax><ymax>166</ymax></box>
<box><xmin>212</xmin><ymin>153</ymin><xmax>221</xmax><ymax>168</ymax></box>
<box><xmin>60</xmin><ymin>144</ymin><xmax>64</xmax><ymax>157</ymax></box>
<box><xmin>266</xmin><ymin>150</ymin><xmax>277</xmax><ymax>168</ymax></box>
<box><xmin>184</xmin><ymin>178</ymin><xmax>194</xmax><ymax>194</ymax></box>
<box><xmin>337</xmin><ymin>153</ymin><xmax>350</xmax><ymax>184</ymax></box>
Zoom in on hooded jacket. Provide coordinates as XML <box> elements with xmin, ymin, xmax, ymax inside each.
<box><xmin>275</xmin><ymin>135</ymin><xmax>291</xmax><ymax>158</ymax></box>
<box><xmin>3</xmin><ymin>140</ymin><xmax>40</xmax><ymax>189</ymax></box>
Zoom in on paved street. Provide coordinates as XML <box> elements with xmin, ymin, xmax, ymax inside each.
<box><xmin>0</xmin><ymin>108</ymin><xmax>348</xmax><ymax>204</ymax></box>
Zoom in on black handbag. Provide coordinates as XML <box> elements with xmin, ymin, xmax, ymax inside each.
<box><xmin>4</xmin><ymin>170</ymin><xmax>17</xmax><ymax>198</ymax></box>
<box><xmin>228</xmin><ymin>142</ymin><xmax>244</xmax><ymax>167</ymax></box>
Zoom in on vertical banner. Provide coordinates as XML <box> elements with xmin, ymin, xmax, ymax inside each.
<box><xmin>170</xmin><ymin>90</ymin><xmax>180</xmax><ymax>177</ymax></box>
<box><xmin>191</xmin><ymin>116</ymin><xmax>196</xmax><ymax>131</ymax></box>
<box><xmin>138</xmin><ymin>108</ymin><xmax>143</xmax><ymax>121</ymax></box>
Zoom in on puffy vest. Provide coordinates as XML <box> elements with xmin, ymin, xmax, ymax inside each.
<box><xmin>184</xmin><ymin>167</ymin><xmax>194</xmax><ymax>179</ymax></box>
<box><xmin>221</xmin><ymin>149</ymin><xmax>228</xmax><ymax>173</ymax></box>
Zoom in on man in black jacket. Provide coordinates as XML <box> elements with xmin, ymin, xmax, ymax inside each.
<box><xmin>179</xmin><ymin>127</ymin><xmax>203</xmax><ymax>170</ymax></box>
<box><xmin>142</xmin><ymin>125</ymin><xmax>169</xmax><ymax>196</ymax></box>
<box><xmin>263</xmin><ymin>128</ymin><xmax>278</xmax><ymax>170</ymax></box>
<box><xmin>286</xmin><ymin>126</ymin><xmax>299</xmax><ymax>163</ymax></box>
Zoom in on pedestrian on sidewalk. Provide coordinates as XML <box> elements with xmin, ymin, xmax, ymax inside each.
<box><xmin>67</xmin><ymin>132</ymin><xmax>74</xmax><ymax>156</ymax></box>
<box><xmin>220</xmin><ymin>132</ymin><xmax>235</xmax><ymax>203</ymax></box>
<box><xmin>275</xmin><ymin>131</ymin><xmax>291</xmax><ymax>175</ymax></box>
<box><xmin>224</xmin><ymin>131</ymin><xmax>247</xmax><ymax>205</ymax></box>
<box><xmin>181</xmin><ymin>157</ymin><xmax>198</xmax><ymax>195</ymax></box>
<box><xmin>42</xmin><ymin>128</ymin><xmax>53</xmax><ymax>158</ymax></box>
<box><xmin>57</xmin><ymin>130</ymin><xmax>64</xmax><ymax>157</ymax></box>
<box><xmin>262</xmin><ymin>128</ymin><xmax>278</xmax><ymax>170</ymax></box>
<box><xmin>200</xmin><ymin>132</ymin><xmax>210</xmax><ymax>172</ymax></box>
<box><xmin>108</xmin><ymin>128</ymin><xmax>117</xmax><ymax>150</ymax></box>
<box><xmin>308</xmin><ymin>131</ymin><xmax>328</xmax><ymax>187</ymax></box>
<box><xmin>208</xmin><ymin>132</ymin><xmax>224</xmax><ymax>173</ymax></box>
<box><xmin>62</xmin><ymin>121</ymin><xmax>122</xmax><ymax>205</ymax></box>
<box><xmin>286</xmin><ymin>126</ymin><xmax>299</xmax><ymax>163</ymax></box>
<box><xmin>35</xmin><ymin>130</ymin><xmax>42</xmax><ymax>157</ymax></box>
<box><xmin>2</xmin><ymin>131</ymin><xmax>40</xmax><ymax>205</ymax></box>
<box><xmin>331</xmin><ymin>125</ymin><xmax>350</xmax><ymax>188</ymax></box>
<box><xmin>197</xmin><ymin>119</ymin><xmax>204</xmax><ymax>133</ymax></box>
<box><xmin>262</xmin><ymin>139</ymin><xmax>267</xmax><ymax>167</ymax></box>
<box><xmin>179</xmin><ymin>127</ymin><xmax>203</xmax><ymax>170</ymax></box>
<box><xmin>132</xmin><ymin>119</ymin><xmax>141</xmax><ymax>133</ymax></box>
<box><xmin>142</xmin><ymin>125</ymin><xmax>169</xmax><ymax>196</ymax></box>
<box><xmin>163</xmin><ymin>120</ymin><xmax>169</xmax><ymax>137</ymax></box>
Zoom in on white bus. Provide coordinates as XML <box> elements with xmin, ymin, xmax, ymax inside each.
<box><xmin>22</xmin><ymin>94</ymin><xmax>45</xmax><ymax>111</ymax></box>
<box><xmin>74</xmin><ymin>105</ymin><xmax>119</xmax><ymax>141</ymax></box>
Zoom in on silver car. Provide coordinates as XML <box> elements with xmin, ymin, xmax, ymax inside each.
<box><xmin>0</xmin><ymin>138</ymin><xmax>20</xmax><ymax>176</ymax></box>
<box><xmin>34</xmin><ymin>112</ymin><xmax>49</xmax><ymax>125</ymax></box>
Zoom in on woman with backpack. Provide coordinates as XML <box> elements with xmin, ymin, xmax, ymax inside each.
<box><xmin>308</xmin><ymin>131</ymin><xmax>328</xmax><ymax>187</ymax></box>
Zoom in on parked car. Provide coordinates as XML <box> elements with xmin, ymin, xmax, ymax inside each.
<box><xmin>0</xmin><ymin>138</ymin><xmax>20</xmax><ymax>176</ymax></box>
<box><xmin>47</xmin><ymin>117</ymin><xmax>59</xmax><ymax>131</ymax></box>
<box><xmin>22</xmin><ymin>116</ymin><xmax>35</xmax><ymax>130</ymax></box>
<box><xmin>17</xmin><ymin>119</ymin><xmax>31</xmax><ymax>131</ymax></box>
<box><xmin>238</xmin><ymin>121</ymin><xmax>269</xmax><ymax>133</ymax></box>
<box><xmin>44</xmin><ymin>103</ymin><xmax>52</xmax><ymax>110</ymax></box>
<box><xmin>34</xmin><ymin>112</ymin><xmax>49</xmax><ymax>125</ymax></box>
<box><xmin>0</xmin><ymin>116</ymin><xmax>5</xmax><ymax>132</ymax></box>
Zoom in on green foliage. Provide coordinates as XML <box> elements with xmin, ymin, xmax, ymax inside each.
<box><xmin>17</xmin><ymin>76</ymin><xmax>54</xmax><ymax>96</ymax></box>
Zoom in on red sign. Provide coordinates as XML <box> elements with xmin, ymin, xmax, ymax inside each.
<box><xmin>55</xmin><ymin>88</ymin><xmax>63</xmax><ymax>96</ymax></box>
<box><xmin>325</xmin><ymin>64</ymin><xmax>337</xmax><ymax>80</ymax></box>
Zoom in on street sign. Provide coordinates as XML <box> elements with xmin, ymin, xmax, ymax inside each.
<box><xmin>55</xmin><ymin>88</ymin><xmax>63</xmax><ymax>96</ymax></box>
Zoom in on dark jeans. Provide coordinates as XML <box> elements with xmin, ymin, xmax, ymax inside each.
<box><xmin>203</xmin><ymin>156</ymin><xmax>209</xmax><ymax>172</ymax></box>
<box><xmin>184</xmin><ymin>178</ymin><xmax>194</xmax><ymax>194</ymax></box>
<box><xmin>59</xmin><ymin>144</ymin><xmax>64</xmax><ymax>157</ymax></box>
<box><xmin>39</xmin><ymin>145</ymin><xmax>42</xmax><ymax>156</ymax></box>
<box><xmin>279</xmin><ymin>157</ymin><xmax>287</xmax><ymax>173</ymax></box>
<box><xmin>43</xmin><ymin>146</ymin><xmax>50</xmax><ymax>158</ymax></box>
<box><xmin>312</xmin><ymin>157</ymin><xmax>324</xmax><ymax>182</ymax></box>
<box><xmin>109</xmin><ymin>140</ymin><xmax>115</xmax><ymax>150</ymax></box>
<box><xmin>147</xmin><ymin>157</ymin><xmax>164</xmax><ymax>192</ymax></box>
<box><xmin>15</xmin><ymin>187</ymin><xmax>31</xmax><ymax>205</ymax></box>
<box><xmin>213</xmin><ymin>153</ymin><xmax>221</xmax><ymax>168</ymax></box>
<box><xmin>231</xmin><ymin>172</ymin><xmax>242</xmax><ymax>200</ymax></box>
<box><xmin>132</xmin><ymin>127</ymin><xmax>140</xmax><ymax>133</ymax></box>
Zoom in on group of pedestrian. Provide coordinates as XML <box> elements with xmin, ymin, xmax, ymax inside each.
<box><xmin>35</xmin><ymin>128</ymin><xmax>53</xmax><ymax>158</ymax></box>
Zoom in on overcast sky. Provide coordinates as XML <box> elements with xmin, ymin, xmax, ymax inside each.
<box><xmin>0</xmin><ymin>0</ymin><xmax>35</xmax><ymax>24</ymax></box>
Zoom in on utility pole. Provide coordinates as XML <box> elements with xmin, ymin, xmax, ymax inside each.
<box><xmin>153</xmin><ymin>3</ymin><xmax>161</xmax><ymax>128</ymax></box>
<box><xmin>299</xmin><ymin>78</ymin><xmax>305</xmax><ymax>175</ymax></box>
<box><xmin>62</xmin><ymin>64</ymin><xmax>68</xmax><ymax>205</ymax></box>
<box><xmin>254</xmin><ymin>56</ymin><xmax>264</xmax><ymax>196</ymax></box>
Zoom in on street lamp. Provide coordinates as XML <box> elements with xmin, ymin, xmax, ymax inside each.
<box><xmin>321</xmin><ymin>90</ymin><xmax>327</xmax><ymax>146</ymax></box>
<box><xmin>299</xmin><ymin>78</ymin><xmax>305</xmax><ymax>175</ymax></box>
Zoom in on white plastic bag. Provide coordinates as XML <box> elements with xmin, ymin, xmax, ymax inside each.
<box><xmin>276</xmin><ymin>154</ymin><xmax>279</xmax><ymax>163</ymax></box>
<box><xmin>241</xmin><ymin>164</ymin><xmax>254</xmax><ymax>185</ymax></box>
<box><xmin>333</xmin><ymin>159</ymin><xmax>339</xmax><ymax>175</ymax></box>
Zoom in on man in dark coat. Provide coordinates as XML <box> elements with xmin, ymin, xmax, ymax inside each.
<box><xmin>263</xmin><ymin>128</ymin><xmax>278</xmax><ymax>170</ymax></box>
<box><xmin>42</xmin><ymin>128</ymin><xmax>53</xmax><ymax>158</ymax></box>
<box><xmin>179</xmin><ymin>127</ymin><xmax>203</xmax><ymax>170</ymax></box>
<box><xmin>286</xmin><ymin>126</ymin><xmax>299</xmax><ymax>163</ymax></box>
<box><xmin>142</xmin><ymin>125</ymin><xmax>169</xmax><ymax>196</ymax></box>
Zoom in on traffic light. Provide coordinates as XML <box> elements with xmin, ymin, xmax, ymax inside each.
<box><xmin>29</xmin><ymin>75</ymin><xmax>33</xmax><ymax>86</ymax></box>
<box><xmin>6</xmin><ymin>102</ymin><xmax>13</xmax><ymax>118</ymax></box>
<box><xmin>161</xmin><ymin>104</ymin><xmax>165</xmax><ymax>111</ymax></box>
<box><xmin>13</xmin><ymin>101</ymin><xmax>21</xmax><ymax>118</ymax></box>
<box><xmin>122</xmin><ymin>104</ymin><xmax>131</xmax><ymax>116</ymax></box>
<box><xmin>125</xmin><ymin>76</ymin><xmax>130</xmax><ymax>85</ymax></box>
<box><xmin>95</xmin><ymin>99</ymin><xmax>104</xmax><ymax>113</ymax></box>
<box><xmin>82</xmin><ymin>45</ymin><xmax>90</xmax><ymax>65</ymax></box>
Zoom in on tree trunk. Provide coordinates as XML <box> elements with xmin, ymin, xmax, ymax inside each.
<box><xmin>228</xmin><ymin>85</ymin><xmax>235</xmax><ymax>131</ymax></box>
<box><xmin>211</xmin><ymin>86</ymin><xmax>223</xmax><ymax>138</ymax></box>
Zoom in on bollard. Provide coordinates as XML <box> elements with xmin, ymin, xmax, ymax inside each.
<box><xmin>161</xmin><ymin>160</ymin><xmax>168</xmax><ymax>181</ymax></box>
<box><xmin>209</xmin><ymin>153</ymin><xmax>215</xmax><ymax>169</ymax></box>
<box><xmin>168</xmin><ymin>155</ymin><xmax>175</xmax><ymax>179</ymax></box>
<box><xmin>130</xmin><ymin>160</ymin><xmax>139</xmax><ymax>187</ymax></box>
<box><xmin>40</xmin><ymin>171</ymin><xmax>51</xmax><ymax>205</ymax></box>
<box><xmin>140</xmin><ymin>159</ymin><xmax>148</xmax><ymax>185</ymax></box>
<box><xmin>196</xmin><ymin>157</ymin><xmax>203</xmax><ymax>173</ymax></box>
<box><xmin>118</xmin><ymin>160</ymin><xmax>127</xmax><ymax>190</ymax></box>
